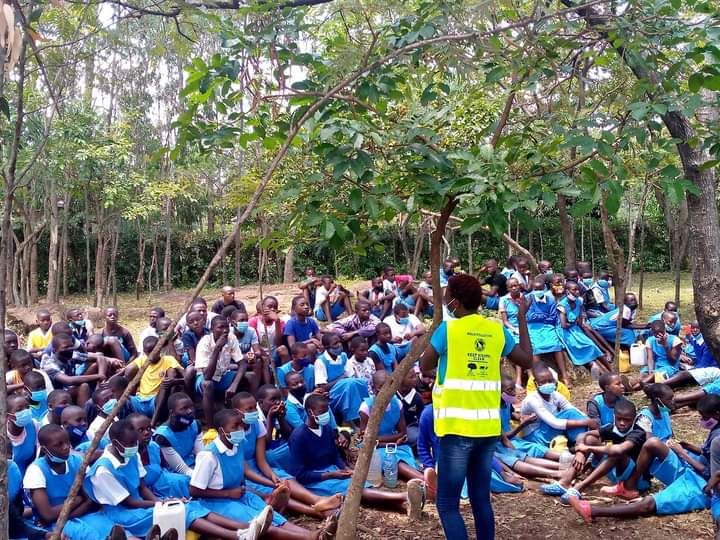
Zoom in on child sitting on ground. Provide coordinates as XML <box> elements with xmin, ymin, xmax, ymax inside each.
<box><xmin>154</xmin><ymin>392</ymin><xmax>202</xmax><ymax>475</ymax></box>
<box><xmin>395</xmin><ymin>370</ymin><xmax>425</xmax><ymax>449</ymax></box>
<box><xmin>347</xmin><ymin>336</ymin><xmax>376</xmax><ymax>396</ymax></box>
<box><xmin>368</xmin><ymin>323</ymin><xmax>399</xmax><ymax>373</ymax></box>
<box><xmin>26</xmin><ymin>309</ymin><xmax>53</xmax><ymax>360</ymax></box>
<box><xmin>635</xmin><ymin>383</ymin><xmax>676</xmax><ymax>441</ymax></box>
<box><xmin>586</xmin><ymin>373</ymin><xmax>625</xmax><ymax>427</ymax></box>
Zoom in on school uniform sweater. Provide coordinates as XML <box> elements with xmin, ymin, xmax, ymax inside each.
<box><xmin>288</xmin><ymin>424</ymin><xmax>347</xmax><ymax>484</ymax></box>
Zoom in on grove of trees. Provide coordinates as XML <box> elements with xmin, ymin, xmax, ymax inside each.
<box><xmin>2</xmin><ymin>0</ymin><xmax>720</xmax><ymax>537</ymax></box>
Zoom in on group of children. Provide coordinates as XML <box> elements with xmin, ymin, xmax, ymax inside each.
<box><xmin>6</xmin><ymin>258</ymin><xmax>720</xmax><ymax>539</ymax></box>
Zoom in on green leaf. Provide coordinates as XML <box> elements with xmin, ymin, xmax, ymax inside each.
<box><xmin>0</xmin><ymin>96</ymin><xmax>9</xmax><ymax>121</ymax></box>
<box><xmin>628</xmin><ymin>102</ymin><xmax>650</xmax><ymax>121</ymax></box>
<box><xmin>688</xmin><ymin>72</ymin><xmax>704</xmax><ymax>92</ymax></box>
<box><xmin>704</xmin><ymin>75</ymin><xmax>720</xmax><ymax>91</ymax></box>
<box><xmin>28</xmin><ymin>8</ymin><xmax>43</xmax><ymax>22</ymax></box>
<box><xmin>323</xmin><ymin>220</ymin><xmax>336</xmax><ymax>239</ymax></box>
<box><xmin>420</xmin><ymin>85</ymin><xmax>438</xmax><ymax>105</ymax></box>
<box><xmin>485</xmin><ymin>66</ymin><xmax>505</xmax><ymax>83</ymax></box>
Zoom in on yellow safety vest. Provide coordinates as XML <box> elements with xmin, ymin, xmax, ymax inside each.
<box><xmin>433</xmin><ymin>314</ymin><xmax>504</xmax><ymax>437</ymax></box>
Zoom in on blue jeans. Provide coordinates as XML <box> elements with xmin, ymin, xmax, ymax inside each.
<box><xmin>437</xmin><ymin>434</ymin><xmax>498</xmax><ymax>540</ymax></box>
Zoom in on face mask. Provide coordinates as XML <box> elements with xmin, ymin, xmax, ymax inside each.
<box><xmin>532</xmin><ymin>290</ymin><xmax>545</xmax><ymax>300</ymax></box>
<box><xmin>226</xmin><ymin>428</ymin><xmax>246</xmax><ymax>445</ymax></box>
<box><xmin>52</xmin><ymin>405</ymin><xmax>67</xmax><ymax>418</ymax></box>
<box><xmin>289</xmin><ymin>387</ymin><xmax>306</xmax><ymax>402</ymax></box>
<box><xmin>28</xmin><ymin>389</ymin><xmax>48</xmax><ymax>404</ymax></box>
<box><xmin>700</xmin><ymin>417</ymin><xmax>719</xmax><ymax>430</ymax></box>
<box><xmin>299</xmin><ymin>357</ymin><xmax>313</xmax><ymax>367</ymax></box>
<box><xmin>397</xmin><ymin>317</ymin><xmax>410</xmax><ymax>325</ymax></box>
<box><xmin>236</xmin><ymin>322</ymin><xmax>249</xmax><ymax>333</ymax></box>
<box><xmin>71</xmin><ymin>319</ymin><xmax>86</xmax><ymax>328</ymax></box>
<box><xmin>538</xmin><ymin>382</ymin><xmax>557</xmax><ymax>395</ymax></box>
<box><xmin>44</xmin><ymin>448</ymin><xmax>68</xmax><ymax>464</ymax></box>
<box><xmin>11</xmin><ymin>408</ymin><xmax>33</xmax><ymax>427</ymax></box>
<box><xmin>58</xmin><ymin>350</ymin><xmax>74</xmax><ymax>362</ymax></box>
<box><xmin>582</xmin><ymin>278</ymin><xmax>593</xmax><ymax>286</ymax></box>
<box><xmin>67</xmin><ymin>425</ymin><xmax>88</xmax><ymax>446</ymax></box>
<box><xmin>657</xmin><ymin>400</ymin><xmax>671</xmax><ymax>414</ymax></box>
<box><xmin>612</xmin><ymin>423</ymin><xmax>632</xmax><ymax>437</ymax></box>
<box><xmin>328</xmin><ymin>346</ymin><xmax>343</xmax><ymax>357</ymax></box>
<box><xmin>242</xmin><ymin>410</ymin><xmax>259</xmax><ymax>425</ymax></box>
<box><xmin>665</xmin><ymin>325</ymin><xmax>674</xmax><ymax>333</ymax></box>
<box><xmin>177</xmin><ymin>414</ymin><xmax>194</xmax><ymax>426</ymax></box>
<box><xmin>113</xmin><ymin>440</ymin><xmax>139</xmax><ymax>460</ymax></box>
<box><xmin>545</xmin><ymin>270</ymin><xmax>554</xmax><ymax>276</ymax></box>
<box><xmin>597</xmin><ymin>280</ymin><xmax>609</xmax><ymax>288</ymax></box>
<box><xmin>313</xmin><ymin>411</ymin><xmax>331</xmax><ymax>426</ymax></box>
<box><xmin>501</xmin><ymin>392</ymin><xmax>516</xmax><ymax>406</ymax></box>
<box><xmin>102</xmin><ymin>399</ymin><xmax>118</xmax><ymax>416</ymax></box>
<box><xmin>566</xmin><ymin>293</ymin><xmax>577</xmax><ymax>301</ymax></box>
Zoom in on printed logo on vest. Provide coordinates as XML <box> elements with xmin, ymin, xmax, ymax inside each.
<box><xmin>474</xmin><ymin>338</ymin><xmax>485</xmax><ymax>352</ymax></box>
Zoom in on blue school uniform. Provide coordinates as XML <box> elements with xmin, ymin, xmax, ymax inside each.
<box><xmin>588</xmin><ymin>393</ymin><xmax>615</xmax><ymax>426</ymax></box>
<box><xmin>522</xmin><ymin>404</ymin><xmax>589</xmax><ymax>446</ymax></box>
<box><xmin>288</xmin><ymin>424</ymin><xmax>362</xmax><ymax>496</ymax></box>
<box><xmin>85</xmin><ymin>452</ymin><xmax>209</xmax><ymax>535</ymax></box>
<box><xmin>143</xmin><ymin>441</ymin><xmax>190</xmax><ymax>498</ymax></box>
<box><xmin>317</xmin><ymin>352</ymin><xmax>369</xmax><ymax>423</ymax></box>
<box><xmin>368</xmin><ymin>342</ymin><xmax>399</xmax><ymax>372</ymax></box>
<box><xmin>195</xmin><ymin>440</ymin><xmax>286</xmax><ymax>526</ymax></box>
<box><xmin>687</xmin><ymin>333</ymin><xmax>718</xmax><ymax>369</ymax></box>
<box><xmin>526</xmin><ymin>292</ymin><xmax>563</xmax><ymax>355</ymax></box>
<box><xmin>154</xmin><ymin>420</ymin><xmax>201</xmax><ymax>468</ymax></box>
<box><xmin>648</xmin><ymin>311</ymin><xmax>681</xmax><ymax>336</ymax></box>
<box><xmin>11</xmin><ymin>421</ymin><xmax>38</xmax><ymax>476</ymax></box>
<box><xmin>590</xmin><ymin>307</ymin><xmax>637</xmax><ymax>346</ymax></box>
<box><xmin>637</xmin><ymin>406</ymin><xmax>673</xmax><ymax>441</ymax></box>
<box><xmin>555</xmin><ymin>297</ymin><xmax>603</xmax><ymax>366</ymax></box>
<box><xmin>645</xmin><ymin>335</ymin><xmax>682</xmax><ymax>378</ymax></box>
<box><xmin>29</xmin><ymin>397</ymin><xmax>48</xmax><ymax>423</ymax></box>
<box><xmin>237</xmin><ymin>422</ymin><xmax>294</xmax><ymax>495</ymax></box>
<box><xmin>499</xmin><ymin>295</ymin><xmax>520</xmax><ymax>334</ymax></box>
<box><xmin>494</xmin><ymin>402</ymin><xmax>548</xmax><ymax>467</ymax></box>
<box><xmin>29</xmin><ymin>454</ymin><xmax>114</xmax><ymax>540</ymax></box>
<box><xmin>276</xmin><ymin>361</ymin><xmax>315</xmax><ymax>391</ymax></box>
<box><xmin>363</xmin><ymin>396</ymin><xmax>418</xmax><ymax>468</ymax></box>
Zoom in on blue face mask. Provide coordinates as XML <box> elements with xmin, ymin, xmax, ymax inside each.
<box><xmin>657</xmin><ymin>400</ymin><xmax>672</xmax><ymax>414</ymax></box>
<box><xmin>532</xmin><ymin>290</ymin><xmax>545</xmax><ymax>300</ymax></box>
<box><xmin>243</xmin><ymin>410</ymin><xmax>259</xmax><ymax>425</ymax></box>
<box><xmin>44</xmin><ymin>448</ymin><xmax>68</xmax><ymax>464</ymax></box>
<box><xmin>328</xmin><ymin>346</ymin><xmax>343</xmax><ymax>357</ymax></box>
<box><xmin>177</xmin><ymin>414</ymin><xmax>195</xmax><ymax>426</ymax></box>
<box><xmin>545</xmin><ymin>270</ymin><xmax>554</xmax><ymax>276</ymax></box>
<box><xmin>102</xmin><ymin>399</ymin><xmax>118</xmax><ymax>416</ymax></box>
<box><xmin>538</xmin><ymin>382</ymin><xmax>557</xmax><ymax>396</ymax></box>
<box><xmin>397</xmin><ymin>317</ymin><xmax>410</xmax><ymax>325</ymax></box>
<box><xmin>582</xmin><ymin>278</ymin><xmax>593</xmax><ymax>287</ymax></box>
<box><xmin>314</xmin><ymin>411</ymin><xmax>332</xmax><ymax>426</ymax></box>
<box><xmin>67</xmin><ymin>425</ymin><xmax>88</xmax><ymax>446</ymax></box>
<box><xmin>236</xmin><ymin>321</ymin><xmax>249</xmax><ymax>333</ymax></box>
<box><xmin>12</xmin><ymin>408</ymin><xmax>33</xmax><ymax>427</ymax></box>
<box><xmin>113</xmin><ymin>440</ymin><xmax>139</xmax><ymax>460</ymax></box>
<box><xmin>71</xmin><ymin>319</ymin><xmax>86</xmax><ymax>328</ymax></box>
<box><xmin>612</xmin><ymin>423</ymin><xmax>632</xmax><ymax>437</ymax></box>
<box><xmin>52</xmin><ymin>405</ymin><xmax>67</xmax><ymax>418</ymax></box>
<box><xmin>226</xmin><ymin>428</ymin><xmax>246</xmax><ymax>446</ymax></box>
<box><xmin>29</xmin><ymin>389</ymin><xmax>48</xmax><ymax>404</ymax></box>
<box><xmin>300</xmin><ymin>357</ymin><xmax>313</xmax><ymax>367</ymax></box>
<box><xmin>597</xmin><ymin>279</ymin><xmax>609</xmax><ymax>288</ymax></box>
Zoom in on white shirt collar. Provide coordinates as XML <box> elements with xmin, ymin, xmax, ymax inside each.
<box><xmin>101</xmin><ymin>447</ymin><xmax>131</xmax><ymax>468</ymax></box>
<box><xmin>308</xmin><ymin>426</ymin><xmax>322</xmax><ymax>437</ymax></box>
<box><xmin>286</xmin><ymin>393</ymin><xmax>304</xmax><ymax>408</ymax></box>
<box><xmin>213</xmin><ymin>436</ymin><xmax>238</xmax><ymax>455</ymax></box>
<box><xmin>399</xmin><ymin>388</ymin><xmax>417</xmax><ymax>404</ymax></box>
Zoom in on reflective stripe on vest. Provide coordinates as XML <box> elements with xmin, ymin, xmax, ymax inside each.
<box><xmin>434</xmin><ymin>314</ymin><xmax>504</xmax><ymax>437</ymax></box>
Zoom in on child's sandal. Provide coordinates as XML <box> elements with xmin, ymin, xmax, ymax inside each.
<box><xmin>539</xmin><ymin>481</ymin><xmax>567</xmax><ymax>496</ymax></box>
<box><xmin>560</xmin><ymin>487</ymin><xmax>581</xmax><ymax>505</ymax></box>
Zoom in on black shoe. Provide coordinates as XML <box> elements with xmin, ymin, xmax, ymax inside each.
<box><xmin>107</xmin><ymin>525</ymin><xmax>127</xmax><ymax>540</ymax></box>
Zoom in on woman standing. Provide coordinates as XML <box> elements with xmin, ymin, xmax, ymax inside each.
<box><xmin>421</xmin><ymin>274</ymin><xmax>533</xmax><ymax>540</ymax></box>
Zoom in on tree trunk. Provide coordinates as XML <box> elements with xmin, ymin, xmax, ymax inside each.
<box><xmin>46</xmin><ymin>178</ymin><xmax>60</xmax><ymax>303</ymax></box>
<box><xmin>282</xmin><ymin>246</ymin><xmax>295</xmax><ymax>284</ymax></box>
<box><xmin>109</xmin><ymin>229</ymin><xmax>119</xmax><ymax>307</ymax></box>
<box><xmin>30</xmin><ymin>236</ymin><xmax>38</xmax><ymax>303</ymax></box>
<box><xmin>557</xmin><ymin>194</ymin><xmax>577</xmax><ymax>268</ymax></box>
<box><xmin>85</xmin><ymin>196</ymin><xmax>91</xmax><ymax>299</ymax></box>
<box><xmin>135</xmin><ymin>226</ymin><xmax>146</xmax><ymax>300</ymax></box>
<box><xmin>560</xmin><ymin>0</ymin><xmax>720</xmax><ymax>360</ymax></box>
<box><xmin>163</xmin><ymin>199</ymin><xmax>172</xmax><ymax>292</ymax></box>
<box><xmin>235</xmin><ymin>207</ymin><xmax>242</xmax><ymax>287</ymax></box>
<box><xmin>207</xmin><ymin>175</ymin><xmax>215</xmax><ymax>235</ymax></box>
<box><xmin>638</xmin><ymin>215</ymin><xmax>646</xmax><ymax>309</ymax></box>
<box><xmin>94</xmin><ymin>226</ymin><xmax>107</xmax><ymax>307</ymax></box>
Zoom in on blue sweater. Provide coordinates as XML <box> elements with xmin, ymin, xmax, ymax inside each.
<box><xmin>417</xmin><ymin>404</ymin><xmax>438</xmax><ymax>469</ymax></box>
<box><xmin>288</xmin><ymin>424</ymin><xmax>347</xmax><ymax>484</ymax></box>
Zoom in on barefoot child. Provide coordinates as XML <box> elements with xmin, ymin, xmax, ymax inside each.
<box><xmin>231</xmin><ymin>393</ymin><xmax>343</xmax><ymax>520</ymax></box>
<box><xmin>86</xmin><ymin>419</ymin><xmax>271</xmax><ymax>539</ymax></box>
<box><xmin>190</xmin><ymin>408</ymin><xmax>336</xmax><ymax>539</ymax></box>
<box><xmin>288</xmin><ymin>394</ymin><xmax>425</xmax><ymax>519</ymax></box>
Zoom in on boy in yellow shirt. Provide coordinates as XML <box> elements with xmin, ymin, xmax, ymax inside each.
<box><xmin>125</xmin><ymin>335</ymin><xmax>185</xmax><ymax>427</ymax></box>
<box><xmin>26</xmin><ymin>309</ymin><xmax>52</xmax><ymax>360</ymax></box>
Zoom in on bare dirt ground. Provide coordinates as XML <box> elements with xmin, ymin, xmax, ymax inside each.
<box><xmin>8</xmin><ymin>274</ymin><xmax>714</xmax><ymax>538</ymax></box>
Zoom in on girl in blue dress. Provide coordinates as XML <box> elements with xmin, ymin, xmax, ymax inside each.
<box><xmin>231</xmin><ymin>392</ymin><xmax>343</xmax><ymax>518</ymax></box>
<box><xmin>636</xmin><ymin>383</ymin><xmax>676</xmax><ymax>442</ymax></box>
<box><xmin>86</xmin><ymin>419</ymin><xmax>267</xmax><ymax>539</ymax></box>
<box><xmin>190</xmin><ymin>408</ymin><xmax>336</xmax><ymax>539</ymax></box>
<box><xmin>525</xmin><ymin>278</ymin><xmax>571</xmax><ymax>387</ymax></box>
<box><xmin>500</xmin><ymin>278</ymin><xmax>526</xmax><ymax>389</ymax></box>
<box><xmin>288</xmin><ymin>394</ymin><xmax>425</xmax><ymax>517</ymax></box>
<box><xmin>153</xmin><ymin>392</ymin><xmax>203</xmax><ymax>474</ymax></box>
<box><xmin>556</xmin><ymin>281</ymin><xmax>612</xmax><ymax>373</ymax></box>
<box><xmin>590</xmin><ymin>292</ymin><xmax>645</xmax><ymax>348</ymax></box>
<box><xmin>358</xmin><ymin>371</ymin><xmax>424</xmax><ymax>483</ymax></box>
<box><xmin>312</xmin><ymin>333</ymin><xmax>369</xmax><ymax>425</ymax></box>
<box><xmin>128</xmin><ymin>413</ymin><xmax>190</xmax><ymax>498</ymax></box>
<box><xmin>23</xmin><ymin>425</ymin><xmax>114</xmax><ymax>540</ymax></box>
<box><xmin>586</xmin><ymin>373</ymin><xmax>625</xmax><ymax>427</ymax></box>
<box><xmin>7</xmin><ymin>394</ymin><xmax>39</xmax><ymax>476</ymax></box>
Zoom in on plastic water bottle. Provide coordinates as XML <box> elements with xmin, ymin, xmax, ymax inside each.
<box><xmin>559</xmin><ymin>450</ymin><xmax>574</xmax><ymax>471</ymax></box>
<box><xmin>590</xmin><ymin>363</ymin><xmax>601</xmax><ymax>383</ymax></box>
<box><xmin>382</xmin><ymin>443</ymin><xmax>399</xmax><ymax>488</ymax></box>
<box><xmin>367</xmin><ymin>444</ymin><xmax>382</xmax><ymax>487</ymax></box>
